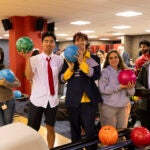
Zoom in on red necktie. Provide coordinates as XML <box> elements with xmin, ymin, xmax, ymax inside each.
<box><xmin>46</xmin><ymin>58</ymin><xmax>55</xmax><ymax>95</ymax></box>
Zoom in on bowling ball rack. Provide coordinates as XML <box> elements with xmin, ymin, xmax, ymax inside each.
<box><xmin>135</xmin><ymin>88</ymin><xmax>150</xmax><ymax>97</ymax></box>
<box><xmin>51</xmin><ymin>129</ymin><xmax>136</xmax><ymax>150</ymax></box>
<box><xmin>16</xmin><ymin>93</ymin><xmax>29</xmax><ymax>101</ymax></box>
<box><xmin>51</xmin><ymin>88</ymin><xmax>150</xmax><ymax>150</ymax></box>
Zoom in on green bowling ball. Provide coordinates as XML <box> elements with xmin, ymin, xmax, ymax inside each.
<box><xmin>16</xmin><ymin>36</ymin><xmax>34</xmax><ymax>53</ymax></box>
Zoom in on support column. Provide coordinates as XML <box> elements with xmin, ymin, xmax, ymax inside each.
<box><xmin>9</xmin><ymin>16</ymin><xmax>46</xmax><ymax>95</ymax></box>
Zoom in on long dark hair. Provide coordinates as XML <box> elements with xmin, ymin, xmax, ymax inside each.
<box><xmin>103</xmin><ymin>50</ymin><xmax>126</xmax><ymax>70</ymax></box>
<box><xmin>0</xmin><ymin>47</ymin><xmax>5</xmax><ymax>70</ymax></box>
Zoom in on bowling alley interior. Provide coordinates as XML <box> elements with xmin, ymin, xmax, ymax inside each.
<box><xmin>0</xmin><ymin>0</ymin><xmax>150</xmax><ymax>150</ymax></box>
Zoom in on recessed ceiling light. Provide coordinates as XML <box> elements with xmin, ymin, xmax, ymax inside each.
<box><xmin>112</xmin><ymin>33</ymin><xmax>125</xmax><ymax>36</ymax></box>
<box><xmin>99</xmin><ymin>38</ymin><xmax>110</xmax><ymax>40</ymax></box>
<box><xmin>66</xmin><ymin>37</ymin><xmax>73</xmax><ymax>40</ymax></box>
<box><xmin>113</xmin><ymin>25</ymin><xmax>131</xmax><ymax>29</ymax></box>
<box><xmin>145</xmin><ymin>30</ymin><xmax>150</xmax><ymax>32</ymax></box>
<box><xmin>56</xmin><ymin>34</ymin><xmax>68</xmax><ymax>36</ymax></box>
<box><xmin>3</xmin><ymin>34</ymin><xmax>9</xmax><ymax>37</ymax></box>
<box><xmin>81</xmin><ymin>30</ymin><xmax>95</xmax><ymax>33</ymax></box>
<box><xmin>88</xmin><ymin>35</ymin><xmax>98</xmax><ymax>38</ymax></box>
<box><xmin>70</xmin><ymin>21</ymin><xmax>91</xmax><ymax>25</ymax></box>
<box><xmin>116</xmin><ymin>11</ymin><xmax>142</xmax><ymax>17</ymax></box>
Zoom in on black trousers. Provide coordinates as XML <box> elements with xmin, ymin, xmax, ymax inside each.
<box><xmin>67</xmin><ymin>103</ymin><xmax>98</xmax><ymax>150</ymax></box>
<box><xmin>134</xmin><ymin>96</ymin><xmax>150</xmax><ymax>130</ymax></box>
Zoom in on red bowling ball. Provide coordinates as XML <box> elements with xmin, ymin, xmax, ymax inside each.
<box><xmin>118</xmin><ymin>69</ymin><xmax>136</xmax><ymax>85</ymax></box>
<box><xmin>130</xmin><ymin>127</ymin><xmax>150</xmax><ymax>147</ymax></box>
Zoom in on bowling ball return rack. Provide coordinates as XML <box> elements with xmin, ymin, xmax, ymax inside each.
<box><xmin>51</xmin><ymin>129</ymin><xmax>137</xmax><ymax>150</ymax></box>
<box><xmin>51</xmin><ymin>88</ymin><xmax>150</xmax><ymax>150</ymax></box>
<box><xmin>16</xmin><ymin>93</ymin><xmax>29</xmax><ymax>101</ymax></box>
<box><xmin>134</xmin><ymin>88</ymin><xmax>150</xmax><ymax>97</ymax></box>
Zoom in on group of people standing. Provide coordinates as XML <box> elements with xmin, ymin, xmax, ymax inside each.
<box><xmin>0</xmin><ymin>31</ymin><xmax>149</xmax><ymax>150</ymax></box>
<box><xmin>21</xmin><ymin>31</ymin><xmax>136</xmax><ymax>150</ymax></box>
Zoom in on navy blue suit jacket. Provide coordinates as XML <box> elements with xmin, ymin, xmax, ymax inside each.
<box><xmin>59</xmin><ymin>55</ymin><xmax>103</xmax><ymax>107</ymax></box>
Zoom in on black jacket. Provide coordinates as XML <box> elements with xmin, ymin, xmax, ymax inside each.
<box><xmin>135</xmin><ymin>61</ymin><xmax>150</xmax><ymax>112</ymax></box>
<box><xmin>136</xmin><ymin>62</ymin><xmax>149</xmax><ymax>89</ymax></box>
<box><xmin>59</xmin><ymin>55</ymin><xmax>103</xmax><ymax>107</ymax></box>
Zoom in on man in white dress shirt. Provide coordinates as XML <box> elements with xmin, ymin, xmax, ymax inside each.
<box><xmin>24</xmin><ymin>32</ymin><xmax>63</xmax><ymax>149</ymax></box>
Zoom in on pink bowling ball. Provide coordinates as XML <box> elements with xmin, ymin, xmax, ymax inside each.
<box><xmin>118</xmin><ymin>69</ymin><xmax>136</xmax><ymax>85</ymax></box>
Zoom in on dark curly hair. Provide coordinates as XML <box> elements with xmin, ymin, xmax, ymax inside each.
<box><xmin>139</xmin><ymin>40</ymin><xmax>150</xmax><ymax>48</ymax></box>
<box><xmin>73</xmin><ymin>32</ymin><xmax>88</xmax><ymax>43</ymax></box>
<box><xmin>0</xmin><ymin>47</ymin><xmax>5</xmax><ymax>70</ymax></box>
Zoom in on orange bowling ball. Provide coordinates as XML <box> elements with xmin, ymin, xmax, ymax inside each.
<box><xmin>98</xmin><ymin>125</ymin><xmax>118</xmax><ymax>146</ymax></box>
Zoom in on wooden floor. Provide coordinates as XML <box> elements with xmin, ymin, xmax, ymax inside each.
<box><xmin>13</xmin><ymin>113</ymin><xmax>71</xmax><ymax>148</ymax></box>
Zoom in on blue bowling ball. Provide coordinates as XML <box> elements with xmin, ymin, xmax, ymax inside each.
<box><xmin>64</xmin><ymin>45</ymin><xmax>78</xmax><ymax>62</ymax></box>
<box><xmin>13</xmin><ymin>90</ymin><xmax>22</xmax><ymax>98</ymax></box>
<box><xmin>0</xmin><ymin>69</ymin><xmax>15</xmax><ymax>82</ymax></box>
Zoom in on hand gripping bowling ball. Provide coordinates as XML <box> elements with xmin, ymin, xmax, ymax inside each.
<box><xmin>13</xmin><ymin>90</ymin><xmax>22</xmax><ymax>98</ymax></box>
<box><xmin>16</xmin><ymin>36</ymin><xmax>34</xmax><ymax>53</ymax></box>
<box><xmin>98</xmin><ymin>125</ymin><xmax>118</xmax><ymax>146</ymax></box>
<box><xmin>64</xmin><ymin>45</ymin><xmax>78</xmax><ymax>62</ymax></box>
<box><xmin>118</xmin><ymin>69</ymin><xmax>136</xmax><ymax>85</ymax></box>
<box><xmin>130</xmin><ymin>127</ymin><xmax>150</xmax><ymax>147</ymax></box>
<box><xmin>0</xmin><ymin>68</ymin><xmax>15</xmax><ymax>82</ymax></box>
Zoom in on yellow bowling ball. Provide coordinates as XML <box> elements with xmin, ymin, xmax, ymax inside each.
<box><xmin>131</xmin><ymin>96</ymin><xmax>140</xmax><ymax>102</ymax></box>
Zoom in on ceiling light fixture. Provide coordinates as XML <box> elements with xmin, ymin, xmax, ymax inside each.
<box><xmin>56</xmin><ymin>33</ymin><xmax>68</xmax><ymax>36</ymax></box>
<box><xmin>88</xmin><ymin>35</ymin><xmax>98</xmax><ymax>38</ymax></box>
<box><xmin>99</xmin><ymin>38</ymin><xmax>110</xmax><ymax>40</ymax></box>
<box><xmin>112</xmin><ymin>33</ymin><xmax>125</xmax><ymax>36</ymax></box>
<box><xmin>116</xmin><ymin>11</ymin><xmax>142</xmax><ymax>17</ymax></box>
<box><xmin>145</xmin><ymin>30</ymin><xmax>150</xmax><ymax>32</ymax></box>
<box><xmin>3</xmin><ymin>34</ymin><xmax>9</xmax><ymax>37</ymax></box>
<box><xmin>81</xmin><ymin>30</ymin><xmax>95</xmax><ymax>33</ymax></box>
<box><xmin>70</xmin><ymin>21</ymin><xmax>91</xmax><ymax>25</ymax></box>
<box><xmin>66</xmin><ymin>37</ymin><xmax>73</xmax><ymax>40</ymax></box>
<box><xmin>113</xmin><ymin>25</ymin><xmax>131</xmax><ymax>29</ymax></box>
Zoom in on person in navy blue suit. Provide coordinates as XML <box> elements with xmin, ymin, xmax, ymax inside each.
<box><xmin>59</xmin><ymin>32</ymin><xmax>102</xmax><ymax>150</ymax></box>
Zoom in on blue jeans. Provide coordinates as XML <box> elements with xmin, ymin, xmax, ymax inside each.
<box><xmin>0</xmin><ymin>98</ymin><xmax>15</xmax><ymax>126</ymax></box>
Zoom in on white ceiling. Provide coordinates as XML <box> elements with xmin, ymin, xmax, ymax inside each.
<box><xmin>0</xmin><ymin>0</ymin><xmax>150</xmax><ymax>41</ymax></box>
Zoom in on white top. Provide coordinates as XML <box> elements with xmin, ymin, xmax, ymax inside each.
<box><xmin>101</xmin><ymin>60</ymin><xmax>105</xmax><ymax>69</ymax></box>
<box><xmin>30</xmin><ymin>52</ymin><xmax>63</xmax><ymax>108</ymax></box>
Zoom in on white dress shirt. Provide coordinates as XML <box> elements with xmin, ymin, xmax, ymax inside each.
<box><xmin>30</xmin><ymin>52</ymin><xmax>63</xmax><ymax>108</ymax></box>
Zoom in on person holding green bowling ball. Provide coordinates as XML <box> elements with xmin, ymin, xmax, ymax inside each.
<box><xmin>18</xmin><ymin>32</ymin><xmax>63</xmax><ymax>149</ymax></box>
